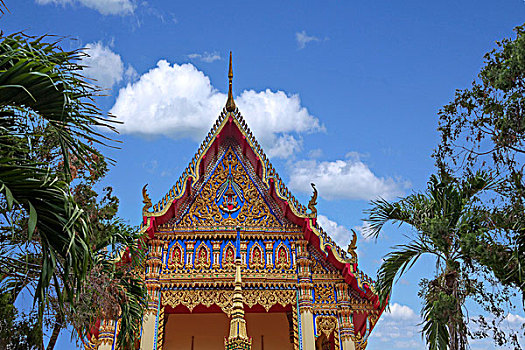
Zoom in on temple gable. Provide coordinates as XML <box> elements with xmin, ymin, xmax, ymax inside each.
<box><xmin>90</xmin><ymin>54</ymin><xmax>383</xmax><ymax>350</ymax></box>
<box><xmin>175</xmin><ymin>145</ymin><xmax>285</xmax><ymax>229</ymax></box>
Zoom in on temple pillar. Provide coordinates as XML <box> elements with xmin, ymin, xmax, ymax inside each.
<box><xmin>140</xmin><ymin>309</ymin><xmax>158</xmax><ymax>349</ymax></box>
<box><xmin>337</xmin><ymin>282</ymin><xmax>355</xmax><ymax>350</ymax></box>
<box><xmin>97</xmin><ymin>338</ymin><xmax>112</xmax><ymax>349</ymax></box>
<box><xmin>264</xmin><ymin>240</ymin><xmax>274</xmax><ymax>268</ymax></box>
<box><xmin>296</xmin><ymin>239</ymin><xmax>315</xmax><ymax>350</ymax></box>
<box><xmin>141</xmin><ymin>238</ymin><xmax>162</xmax><ymax>349</ymax></box>
<box><xmin>185</xmin><ymin>240</ymin><xmax>196</xmax><ymax>269</ymax></box>
<box><xmin>212</xmin><ymin>240</ymin><xmax>222</xmax><ymax>269</ymax></box>
<box><xmin>341</xmin><ymin>338</ymin><xmax>357</xmax><ymax>350</ymax></box>
<box><xmin>300</xmin><ymin>310</ymin><xmax>316</xmax><ymax>350</ymax></box>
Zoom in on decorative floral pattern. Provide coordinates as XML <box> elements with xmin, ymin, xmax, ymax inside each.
<box><xmin>179</xmin><ymin>148</ymin><xmax>281</xmax><ymax>227</ymax></box>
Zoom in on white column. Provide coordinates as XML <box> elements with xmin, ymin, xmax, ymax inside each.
<box><xmin>300</xmin><ymin>310</ymin><xmax>316</xmax><ymax>350</ymax></box>
<box><xmin>341</xmin><ymin>337</ymin><xmax>356</xmax><ymax>350</ymax></box>
<box><xmin>140</xmin><ymin>310</ymin><xmax>158</xmax><ymax>350</ymax></box>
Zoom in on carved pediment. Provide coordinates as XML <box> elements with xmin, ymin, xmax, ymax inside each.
<box><xmin>177</xmin><ymin>147</ymin><xmax>283</xmax><ymax>228</ymax></box>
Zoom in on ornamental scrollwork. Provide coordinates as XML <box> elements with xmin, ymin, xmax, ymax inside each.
<box><xmin>351</xmin><ymin>332</ymin><xmax>368</xmax><ymax>350</ymax></box>
<box><xmin>315</xmin><ymin>315</ymin><xmax>338</xmax><ymax>338</ymax></box>
<box><xmin>243</xmin><ymin>289</ymin><xmax>295</xmax><ymax>311</ymax></box>
<box><xmin>162</xmin><ymin>290</ymin><xmax>234</xmax><ymax>315</ymax></box>
<box><xmin>167</xmin><ymin>242</ymin><xmax>184</xmax><ymax>270</ymax></box>
<box><xmin>314</xmin><ymin>284</ymin><xmax>335</xmax><ymax>304</ymax></box>
<box><xmin>161</xmin><ymin>289</ymin><xmax>296</xmax><ymax>315</ymax></box>
<box><xmin>178</xmin><ymin>148</ymin><xmax>281</xmax><ymax>228</ymax></box>
<box><xmin>222</xmin><ymin>241</ymin><xmax>236</xmax><ymax>269</ymax></box>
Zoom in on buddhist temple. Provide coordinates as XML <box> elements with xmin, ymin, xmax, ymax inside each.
<box><xmin>92</xmin><ymin>53</ymin><xmax>383</xmax><ymax>350</ymax></box>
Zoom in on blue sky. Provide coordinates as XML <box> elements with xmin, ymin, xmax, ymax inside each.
<box><xmin>4</xmin><ymin>0</ymin><xmax>525</xmax><ymax>349</ymax></box>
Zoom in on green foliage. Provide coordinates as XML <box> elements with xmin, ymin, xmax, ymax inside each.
<box><xmin>0</xmin><ymin>32</ymin><xmax>146</xmax><ymax>349</ymax></box>
<box><xmin>372</xmin><ymin>23</ymin><xmax>525</xmax><ymax>349</ymax></box>
<box><xmin>435</xmin><ymin>24</ymin><xmax>525</xmax><ymax>300</ymax></box>
<box><xmin>0</xmin><ymin>289</ymin><xmax>42</xmax><ymax>350</ymax></box>
<box><xmin>365</xmin><ymin>171</ymin><xmax>495</xmax><ymax>350</ymax></box>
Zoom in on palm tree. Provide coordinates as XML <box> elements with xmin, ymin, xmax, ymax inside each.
<box><xmin>0</xmin><ymin>32</ymin><xmax>145</xmax><ymax>349</ymax></box>
<box><xmin>0</xmin><ymin>30</ymin><xmax>109</xmax><ymax>319</ymax></box>
<box><xmin>365</xmin><ymin>171</ymin><xmax>495</xmax><ymax>350</ymax></box>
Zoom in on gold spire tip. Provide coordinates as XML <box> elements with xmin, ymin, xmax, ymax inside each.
<box><xmin>226</xmin><ymin>51</ymin><xmax>236</xmax><ymax>112</ymax></box>
<box><xmin>228</xmin><ymin>51</ymin><xmax>233</xmax><ymax>80</ymax></box>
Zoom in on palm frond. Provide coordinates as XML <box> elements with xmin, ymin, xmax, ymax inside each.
<box><xmin>0</xmin><ymin>32</ymin><xmax>118</xmax><ymax>180</ymax></box>
<box><xmin>0</xmin><ymin>162</ymin><xmax>92</xmax><ymax>316</ymax></box>
<box><xmin>422</xmin><ymin>294</ymin><xmax>450</xmax><ymax>350</ymax></box>
<box><xmin>376</xmin><ymin>240</ymin><xmax>431</xmax><ymax>306</ymax></box>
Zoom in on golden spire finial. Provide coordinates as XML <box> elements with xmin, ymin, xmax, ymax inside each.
<box><xmin>224</xmin><ymin>227</ymin><xmax>252</xmax><ymax>350</ymax></box>
<box><xmin>226</xmin><ymin>51</ymin><xmax>236</xmax><ymax>112</ymax></box>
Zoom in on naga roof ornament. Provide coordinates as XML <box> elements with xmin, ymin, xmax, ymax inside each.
<box><xmin>142</xmin><ymin>184</ymin><xmax>152</xmax><ymax>213</ymax></box>
<box><xmin>308</xmin><ymin>183</ymin><xmax>318</xmax><ymax>218</ymax></box>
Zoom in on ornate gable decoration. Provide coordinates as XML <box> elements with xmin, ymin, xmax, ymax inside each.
<box><xmin>177</xmin><ymin>147</ymin><xmax>282</xmax><ymax>228</ymax></box>
<box><xmin>140</xmin><ymin>54</ymin><xmax>381</xmax><ymax>313</ymax></box>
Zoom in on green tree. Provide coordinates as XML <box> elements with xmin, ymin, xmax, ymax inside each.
<box><xmin>365</xmin><ymin>171</ymin><xmax>501</xmax><ymax>350</ymax></box>
<box><xmin>435</xmin><ymin>24</ymin><xmax>525</xmax><ymax>298</ymax></box>
<box><xmin>0</xmin><ymin>32</ymin><xmax>146</xmax><ymax>349</ymax></box>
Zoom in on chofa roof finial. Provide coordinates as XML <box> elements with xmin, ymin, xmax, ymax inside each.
<box><xmin>226</xmin><ymin>51</ymin><xmax>236</xmax><ymax>112</ymax></box>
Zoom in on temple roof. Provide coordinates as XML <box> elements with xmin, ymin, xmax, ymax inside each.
<box><xmin>139</xmin><ymin>55</ymin><xmax>381</xmax><ymax>310</ymax></box>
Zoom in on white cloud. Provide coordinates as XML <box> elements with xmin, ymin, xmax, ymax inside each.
<box><xmin>124</xmin><ymin>65</ymin><xmax>138</xmax><ymax>82</ymax></box>
<box><xmin>392</xmin><ymin>340</ymin><xmax>421</xmax><ymax>349</ymax></box>
<box><xmin>36</xmin><ymin>0</ymin><xmax>135</xmax><ymax>15</ymax></box>
<box><xmin>505</xmin><ymin>313</ymin><xmax>525</xmax><ymax>324</ymax></box>
<box><xmin>317</xmin><ymin>215</ymin><xmax>352</xmax><ymax>247</ymax></box>
<box><xmin>110</xmin><ymin>61</ymin><xmax>324</xmax><ymax>158</ymax></box>
<box><xmin>386</xmin><ymin>303</ymin><xmax>418</xmax><ymax>320</ymax></box>
<box><xmin>370</xmin><ymin>303</ymin><xmax>423</xmax><ymax>349</ymax></box>
<box><xmin>288</xmin><ymin>153</ymin><xmax>409</xmax><ymax>201</ymax></box>
<box><xmin>188</xmin><ymin>52</ymin><xmax>222</xmax><ymax>63</ymax></box>
<box><xmin>82</xmin><ymin>42</ymin><xmax>126</xmax><ymax>89</ymax></box>
<box><xmin>296</xmin><ymin>30</ymin><xmax>320</xmax><ymax>49</ymax></box>
<box><xmin>308</xmin><ymin>148</ymin><xmax>323</xmax><ymax>159</ymax></box>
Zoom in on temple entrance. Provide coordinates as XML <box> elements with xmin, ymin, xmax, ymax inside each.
<box><xmin>245</xmin><ymin>311</ymin><xmax>292</xmax><ymax>350</ymax></box>
<box><xmin>161</xmin><ymin>304</ymin><xmax>294</xmax><ymax>349</ymax></box>
<box><xmin>163</xmin><ymin>312</ymin><xmax>230</xmax><ymax>349</ymax></box>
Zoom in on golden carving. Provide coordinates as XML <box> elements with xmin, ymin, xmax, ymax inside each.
<box><xmin>308</xmin><ymin>183</ymin><xmax>318</xmax><ymax>218</ymax></box>
<box><xmin>222</xmin><ymin>242</ymin><xmax>236</xmax><ymax>269</ymax></box>
<box><xmin>194</xmin><ymin>242</ymin><xmax>211</xmax><ymax>270</ymax></box>
<box><xmin>142</xmin><ymin>184</ymin><xmax>152</xmax><ymax>212</ymax></box>
<box><xmin>157</xmin><ymin>306</ymin><xmax>165</xmax><ymax>350</ymax></box>
<box><xmin>292</xmin><ymin>304</ymin><xmax>300</xmax><ymax>350</ymax></box>
<box><xmin>179</xmin><ymin>148</ymin><xmax>281</xmax><ymax>228</ymax></box>
<box><xmin>351</xmin><ymin>332</ymin><xmax>368</xmax><ymax>350</ymax></box>
<box><xmin>243</xmin><ymin>289</ymin><xmax>295</xmax><ymax>311</ymax></box>
<box><xmin>225</xmin><ymin>51</ymin><xmax>236</xmax><ymax>112</ymax></box>
<box><xmin>347</xmin><ymin>230</ymin><xmax>358</xmax><ymax>264</ymax></box>
<box><xmin>161</xmin><ymin>289</ymin><xmax>295</xmax><ymax>315</ymax></box>
<box><xmin>167</xmin><ymin>242</ymin><xmax>184</xmax><ymax>270</ymax></box>
<box><xmin>249</xmin><ymin>242</ymin><xmax>265</xmax><ymax>270</ymax></box>
<box><xmin>163</xmin><ymin>290</ymin><xmax>234</xmax><ymax>314</ymax></box>
<box><xmin>311</xmin><ymin>259</ymin><xmax>327</xmax><ymax>274</ymax></box>
<box><xmin>315</xmin><ymin>316</ymin><xmax>337</xmax><ymax>338</ymax></box>
<box><xmin>314</xmin><ymin>284</ymin><xmax>335</xmax><ymax>304</ymax></box>
<box><xmin>275</xmin><ymin>242</ymin><xmax>291</xmax><ymax>270</ymax></box>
